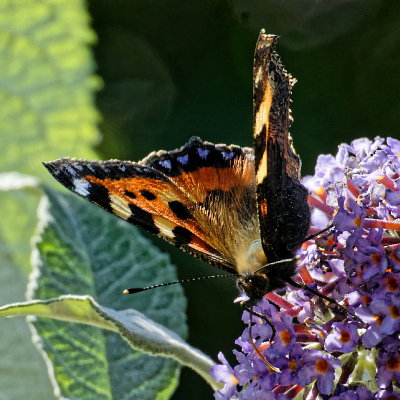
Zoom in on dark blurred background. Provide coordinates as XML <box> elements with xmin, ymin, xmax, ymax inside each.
<box><xmin>87</xmin><ymin>0</ymin><xmax>400</xmax><ymax>398</ymax></box>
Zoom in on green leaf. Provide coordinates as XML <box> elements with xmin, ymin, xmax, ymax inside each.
<box><xmin>0</xmin><ymin>0</ymin><xmax>100</xmax><ymax>171</ymax></box>
<box><xmin>0</xmin><ymin>240</ymin><xmax>54</xmax><ymax>399</ymax></box>
<box><xmin>0</xmin><ymin>0</ymin><xmax>101</xmax><ymax>272</ymax></box>
<box><xmin>0</xmin><ymin>295</ymin><xmax>217</xmax><ymax>391</ymax></box>
<box><xmin>26</xmin><ymin>187</ymin><xmax>194</xmax><ymax>399</ymax></box>
<box><xmin>0</xmin><ymin>2</ymin><xmax>101</xmax><ymax>396</ymax></box>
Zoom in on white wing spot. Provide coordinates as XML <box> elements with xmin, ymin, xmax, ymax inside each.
<box><xmin>67</xmin><ymin>166</ymin><xmax>78</xmax><ymax>177</ymax></box>
<box><xmin>72</xmin><ymin>178</ymin><xmax>90</xmax><ymax>197</ymax></box>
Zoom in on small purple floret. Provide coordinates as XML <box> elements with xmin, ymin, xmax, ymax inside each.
<box><xmin>324</xmin><ymin>322</ymin><xmax>358</xmax><ymax>353</ymax></box>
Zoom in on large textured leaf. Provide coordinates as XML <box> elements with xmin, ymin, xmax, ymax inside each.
<box><xmin>0</xmin><ymin>295</ymin><xmax>217</xmax><ymax>391</ymax></box>
<box><xmin>0</xmin><ymin>0</ymin><xmax>100</xmax><ymax>272</ymax></box>
<box><xmin>0</xmin><ymin>1</ymin><xmax>100</xmax><ymax>397</ymax></box>
<box><xmin>0</xmin><ymin>239</ymin><xmax>54</xmax><ymax>399</ymax></box>
<box><xmin>27</xmin><ymin>187</ymin><xmax>190</xmax><ymax>399</ymax></box>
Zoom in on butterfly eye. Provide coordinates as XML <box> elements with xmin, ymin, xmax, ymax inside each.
<box><xmin>236</xmin><ymin>273</ymin><xmax>270</xmax><ymax>302</ymax></box>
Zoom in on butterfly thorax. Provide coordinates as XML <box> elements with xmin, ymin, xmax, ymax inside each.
<box><xmin>235</xmin><ymin>238</ymin><xmax>267</xmax><ymax>275</ymax></box>
<box><xmin>236</xmin><ymin>257</ymin><xmax>297</xmax><ymax>303</ymax></box>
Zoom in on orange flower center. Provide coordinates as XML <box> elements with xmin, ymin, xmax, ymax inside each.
<box><xmin>230</xmin><ymin>374</ymin><xmax>239</xmax><ymax>385</ymax></box>
<box><xmin>371</xmin><ymin>253</ymin><xmax>381</xmax><ymax>265</ymax></box>
<box><xmin>339</xmin><ymin>329</ymin><xmax>351</xmax><ymax>343</ymax></box>
<box><xmin>288</xmin><ymin>359</ymin><xmax>298</xmax><ymax>371</ymax></box>
<box><xmin>362</xmin><ymin>295</ymin><xmax>372</xmax><ymax>306</ymax></box>
<box><xmin>386</xmin><ymin>277</ymin><xmax>399</xmax><ymax>292</ymax></box>
<box><xmin>387</xmin><ymin>356</ymin><xmax>400</xmax><ymax>371</ymax></box>
<box><xmin>279</xmin><ymin>329</ymin><xmax>291</xmax><ymax>345</ymax></box>
<box><xmin>315</xmin><ymin>359</ymin><xmax>329</xmax><ymax>374</ymax></box>
<box><xmin>389</xmin><ymin>305</ymin><xmax>400</xmax><ymax>319</ymax></box>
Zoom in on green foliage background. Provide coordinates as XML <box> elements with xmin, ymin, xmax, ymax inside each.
<box><xmin>1</xmin><ymin>0</ymin><xmax>399</xmax><ymax>399</ymax></box>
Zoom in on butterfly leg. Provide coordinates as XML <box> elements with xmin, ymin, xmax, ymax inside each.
<box><xmin>241</xmin><ymin>303</ymin><xmax>276</xmax><ymax>340</ymax></box>
<box><xmin>285</xmin><ymin>277</ymin><xmax>364</xmax><ymax>325</ymax></box>
<box><xmin>246</xmin><ymin>305</ymin><xmax>280</xmax><ymax>373</ymax></box>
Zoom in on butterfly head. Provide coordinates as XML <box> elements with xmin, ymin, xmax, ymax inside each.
<box><xmin>236</xmin><ymin>256</ymin><xmax>298</xmax><ymax>304</ymax></box>
<box><xmin>236</xmin><ymin>272</ymin><xmax>271</xmax><ymax>304</ymax></box>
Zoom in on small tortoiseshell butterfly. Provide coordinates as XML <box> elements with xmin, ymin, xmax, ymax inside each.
<box><xmin>44</xmin><ymin>30</ymin><xmax>311</xmax><ymax>309</ymax></box>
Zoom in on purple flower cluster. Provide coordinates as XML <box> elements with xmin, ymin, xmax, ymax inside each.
<box><xmin>212</xmin><ymin>137</ymin><xmax>400</xmax><ymax>399</ymax></box>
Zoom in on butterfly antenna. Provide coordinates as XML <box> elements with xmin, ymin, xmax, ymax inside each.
<box><xmin>247</xmin><ymin>305</ymin><xmax>281</xmax><ymax>373</ymax></box>
<box><xmin>254</xmin><ymin>256</ymin><xmax>299</xmax><ymax>274</ymax></box>
<box><xmin>302</xmin><ymin>223</ymin><xmax>334</xmax><ymax>243</ymax></box>
<box><xmin>123</xmin><ymin>274</ymin><xmax>237</xmax><ymax>294</ymax></box>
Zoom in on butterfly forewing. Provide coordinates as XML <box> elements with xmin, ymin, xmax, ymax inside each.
<box><xmin>252</xmin><ymin>31</ymin><xmax>310</xmax><ymax>263</ymax></box>
<box><xmin>44</xmin><ymin>137</ymin><xmax>258</xmax><ymax>274</ymax></box>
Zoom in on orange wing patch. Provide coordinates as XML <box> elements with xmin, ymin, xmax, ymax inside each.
<box><xmin>84</xmin><ymin>175</ymin><xmax>203</xmax><ymax>237</ymax></box>
<box><xmin>83</xmin><ymin>174</ymin><xmax>228</xmax><ymax>265</ymax></box>
<box><xmin>171</xmin><ymin>164</ymin><xmax>256</xmax><ymax>202</ymax></box>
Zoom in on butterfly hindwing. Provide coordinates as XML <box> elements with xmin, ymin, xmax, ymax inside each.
<box><xmin>44</xmin><ymin>137</ymin><xmax>258</xmax><ymax>274</ymax></box>
<box><xmin>252</xmin><ymin>31</ymin><xmax>310</xmax><ymax>262</ymax></box>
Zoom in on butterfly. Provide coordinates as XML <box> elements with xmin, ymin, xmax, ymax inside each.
<box><xmin>44</xmin><ymin>30</ymin><xmax>311</xmax><ymax>310</ymax></box>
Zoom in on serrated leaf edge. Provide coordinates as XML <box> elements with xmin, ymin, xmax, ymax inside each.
<box><xmin>0</xmin><ymin>295</ymin><xmax>219</xmax><ymax>390</ymax></box>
